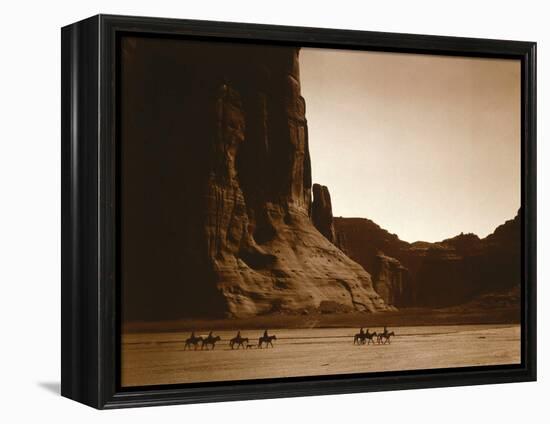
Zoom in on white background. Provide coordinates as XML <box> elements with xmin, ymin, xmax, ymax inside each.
<box><xmin>0</xmin><ymin>0</ymin><xmax>546</xmax><ymax>422</ymax></box>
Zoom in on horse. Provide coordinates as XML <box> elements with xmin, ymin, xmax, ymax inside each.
<box><xmin>229</xmin><ymin>335</ymin><xmax>248</xmax><ymax>350</ymax></box>
<box><xmin>184</xmin><ymin>334</ymin><xmax>203</xmax><ymax>350</ymax></box>
<box><xmin>201</xmin><ymin>334</ymin><xmax>221</xmax><ymax>350</ymax></box>
<box><xmin>364</xmin><ymin>330</ymin><xmax>378</xmax><ymax>345</ymax></box>
<box><xmin>354</xmin><ymin>332</ymin><xmax>366</xmax><ymax>345</ymax></box>
<box><xmin>378</xmin><ymin>331</ymin><xmax>395</xmax><ymax>344</ymax></box>
<box><xmin>258</xmin><ymin>334</ymin><xmax>277</xmax><ymax>348</ymax></box>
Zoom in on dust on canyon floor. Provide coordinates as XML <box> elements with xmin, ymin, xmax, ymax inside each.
<box><xmin>122</xmin><ymin>309</ymin><xmax>520</xmax><ymax>386</ymax></box>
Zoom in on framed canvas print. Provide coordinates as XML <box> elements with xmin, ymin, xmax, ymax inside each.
<box><xmin>61</xmin><ymin>14</ymin><xmax>536</xmax><ymax>409</ymax></box>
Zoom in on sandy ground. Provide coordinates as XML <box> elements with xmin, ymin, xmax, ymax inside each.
<box><xmin>121</xmin><ymin>324</ymin><xmax>520</xmax><ymax>387</ymax></box>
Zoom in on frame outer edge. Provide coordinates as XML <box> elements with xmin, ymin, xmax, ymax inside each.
<box><xmin>61</xmin><ymin>14</ymin><xmax>102</xmax><ymax>409</ymax></box>
<box><xmin>61</xmin><ymin>14</ymin><xmax>538</xmax><ymax>409</ymax></box>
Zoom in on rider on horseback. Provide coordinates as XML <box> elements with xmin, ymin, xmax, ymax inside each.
<box><xmin>258</xmin><ymin>330</ymin><xmax>276</xmax><ymax>348</ymax></box>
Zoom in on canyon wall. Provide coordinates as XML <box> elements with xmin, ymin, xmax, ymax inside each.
<box><xmin>334</xmin><ymin>213</ymin><xmax>521</xmax><ymax>308</ymax></box>
<box><xmin>121</xmin><ymin>38</ymin><xmax>388</xmax><ymax>320</ymax></box>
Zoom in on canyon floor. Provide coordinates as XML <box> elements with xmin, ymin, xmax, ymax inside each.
<box><xmin>121</xmin><ymin>323</ymin><xmax>520</xmax><ymax>387</ymax></box>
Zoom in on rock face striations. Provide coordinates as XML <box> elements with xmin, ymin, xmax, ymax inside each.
<box><xmin>121</xmin><ymin>39</ymin><xmax>388</xmax><ymax>320</ymax></box>
<box><xmin>203</xmin><ymin>48</ymin><xmax>391</xmax><ymax>317</ymax></box>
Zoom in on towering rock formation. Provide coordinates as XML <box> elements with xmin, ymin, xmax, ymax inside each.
<box><xmin>121</xmin><ymin>39</ymin><xmax>388</xmax><ymax>320</ymax></box>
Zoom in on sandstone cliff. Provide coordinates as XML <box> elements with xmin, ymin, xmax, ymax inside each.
<box><xmin>121</xmin><ymin>39</ymin><xmax>388</xmax><ymax>320</ymax></box>
<box><xmin>206</xmin><ymin>50</ymin><xmax>390</xmax><ymax>317</ymax></box>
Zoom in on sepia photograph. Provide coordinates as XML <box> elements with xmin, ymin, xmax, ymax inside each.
<box><xmin>0</xmin><ymin>0</ymin><xmax>545</xmax><ymax>418</ymax></box>
<box><xmin>119</xmin><ymin>35</ymin><xmax>521</xmax><ymax>387</ymax></box>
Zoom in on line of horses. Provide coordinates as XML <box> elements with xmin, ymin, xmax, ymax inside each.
<box><xmin>183</xmin><ymin>331</ymin><xmax>277</xmax><ymax>351</ymax></box>
<box><xmin>353</xmin><ymin>328</ymin><xmax>395</xmax><ymax>345</ymax></box>
<box><xmin>183</xmin><ymin>327</ymin><xmax>396</xmax><ymax>351</ymax></box>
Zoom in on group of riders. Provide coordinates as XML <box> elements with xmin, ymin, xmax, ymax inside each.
<box><xmin>184</xmin><ymin>326</ymin><xmax>395</xmax><ymax>351</ymax></box>
<box><xmin>354</xmin><ymin>326</ymin><xmax>395</xmax><ymax>345</ymax></box>
<box><xmin>184</xmin><ymin>329</ymin><xmax>277</xmax><ymax>350</ymax></box>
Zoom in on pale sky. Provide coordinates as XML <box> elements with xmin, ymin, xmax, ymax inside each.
<box><xmin>300</xmin><ymin>48</ymin><xmax>520</xmax><ymax>243</ymax></box>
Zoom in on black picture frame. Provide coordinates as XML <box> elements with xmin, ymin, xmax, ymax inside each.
<box><xmin>61</xmin><ymin>14</ymin><xmax>537</xmax><ymax>409</ymax></box>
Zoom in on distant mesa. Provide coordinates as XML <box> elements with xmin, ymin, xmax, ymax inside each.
<box><xmin>333</xmin><ymin>211</ymin><xmax>521</xmax><ymax>308</ymax></box>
